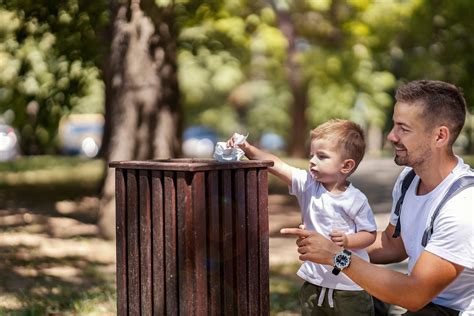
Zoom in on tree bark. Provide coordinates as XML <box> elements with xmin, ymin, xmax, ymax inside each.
<box><xmin>98</xmin><ymin>0</ymin><xmax>181</xmax><ymax>239</ymax></box>
<box><xmin>271</xmin><ymin>2</ymin><xmax>308</xmax><ymax>158</ymax></box>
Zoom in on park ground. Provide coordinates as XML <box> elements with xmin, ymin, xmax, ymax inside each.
<box><xmin>0</xmin><ymin>155</ymin><xmax>454</xmax><ymax>315</ymax></box>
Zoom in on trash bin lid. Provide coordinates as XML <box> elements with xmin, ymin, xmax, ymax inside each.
<box><xmin>109</xmin><ymin>158</ymin><xmax>274</xmax><ymax>172</ymax></box>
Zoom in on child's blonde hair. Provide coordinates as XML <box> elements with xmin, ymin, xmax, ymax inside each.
<box><xmin>310</xmin><ymin>119</ymin><xmax>366</xmax><ymax>168</ymax></box>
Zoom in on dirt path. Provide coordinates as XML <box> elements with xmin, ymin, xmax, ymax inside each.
<box><xmin>0</xmin><ymin>197</ymin><xmax>116</xmax><ymax>312</ymax></box>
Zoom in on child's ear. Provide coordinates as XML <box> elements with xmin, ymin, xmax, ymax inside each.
<box><xmin>341</xmin><ymin>159</ymin><xmax>356</xmax><ymax>175</ymax></box>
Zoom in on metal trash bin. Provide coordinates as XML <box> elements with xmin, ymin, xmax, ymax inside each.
<box><xmin>110</xmin><ymin>159</ymin><xmax>274</xmax><ymax>315</ymax></box>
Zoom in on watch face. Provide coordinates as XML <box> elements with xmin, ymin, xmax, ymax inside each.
<box><xmin>334</xmin><ymin>253</ymin><xmax>350</xmax><ymax>269</ymax></box>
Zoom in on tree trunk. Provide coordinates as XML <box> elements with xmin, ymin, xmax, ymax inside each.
<box><xmin>98</xmin><ymin>0</ymin><xmax>181</xmax><ymax>239</ymax></box>
<box><xmin>272</xmin><ymin>2</ymin><xmax>309</xmax><ymax>158</ymax></box>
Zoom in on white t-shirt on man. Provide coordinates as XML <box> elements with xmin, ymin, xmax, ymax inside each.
<box><xmin>290</xmin><ymin>167</ymin><xmax>377</xmax><ymax>291</ymax></box>
<box><xmin>389</xmin><ymin>157</ymin><xmax>474</xmax><ymax>315</ymax></box>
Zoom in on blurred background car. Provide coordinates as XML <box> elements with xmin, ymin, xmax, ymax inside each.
<box><xmin>260</xmin><ymin>132</ymin><xmax>285</xmax><ymax>152</ymax></box>
<box><xmin>0</xmin><ymin>124</ymin><xmax>20</xmax><ymax>161</ymax></box>
<box><xmin>58</xmin><ymin>114</ymin><xmax>104</xmax><ymax>158</ymax></box>
<box><xmin>182</xmin><ymin>125</ymin><xmax>218</xmax><ymax>158</ymax></box>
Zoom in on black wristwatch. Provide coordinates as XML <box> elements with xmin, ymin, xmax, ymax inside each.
<box><xmin>332</xmin><ymin>249</ymin><xmax>352</xmax><ymax>275</ymax></box>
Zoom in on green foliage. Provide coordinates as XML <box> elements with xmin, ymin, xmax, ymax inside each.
<box><xmin>177</xmin><ymin>1</ymin><xmax>289</xmax><ymax>140</ymax></box>
<box><xmin>176</xmin><ymin>0</ymin><xmax>409</xmax><ymax>143</ymax></box>
<box><xmin>384</xmin><ymin>0</ymin><xmax>474</xmax><ymax>112</ymax></box>
<box><xmin>0</xmin><ymin>0</ymin><xmax>107</xmax><ymax>154</ymax></box>
<box><xmin>2</xmin><ymin>0</ymin><xmax>473</xmax><ymax>154</ymax></box>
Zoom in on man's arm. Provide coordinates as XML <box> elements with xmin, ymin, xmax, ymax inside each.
<box><xmin>227</xmin><ymin>137</ymin><xmax>293</xmax><ymax>185</ymax></box>
<box><xmin>367</xmin><ymin>223</ymin><xmax>408</xmax><ymax>264</ymax></box>
<box><xmin>344</xmin><ymin>250</ymin><xmax>463</xmax><ymax>311</ymax></box>
<box><xmin>281</xmin><ymin>228</ymin><xmax>464</xmax><ymax>311</ymax></box>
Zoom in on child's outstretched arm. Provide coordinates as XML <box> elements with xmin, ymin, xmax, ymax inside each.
<box><xmin>329</xmin><ymin>230</ymin><xmax>376</xmax><ymax>249</ymax></box>
<box><xmin>227</xmin><ymin>134</ymin><xmax>293</xmax><ymax>185</ymax></box>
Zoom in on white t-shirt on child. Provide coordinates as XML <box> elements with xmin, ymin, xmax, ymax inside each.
<box><xmin>290</xmin><ymin>167</ymin><xmax>377</xmax><ymax>291</ymax></box>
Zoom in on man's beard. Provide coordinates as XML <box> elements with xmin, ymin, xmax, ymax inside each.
<box><xmin>393</xmin><ymin>143</ymin><xmax>431</xmax><ymax>167</ymax></box>
<box><xmin>394</xmin><ymin>156</ymin><xmax>406</xmax><ymax>166</ymax></box>
<box><xmin>392</xmin><ymin>143</ymin><xmax>408</xmax><ymax>166</ymax></box>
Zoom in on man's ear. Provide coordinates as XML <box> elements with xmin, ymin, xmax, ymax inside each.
<box><xmin>434</xmin><ymin>126</ymin><xmax>450</xmax><ymax>148</ymax></box>
<box><xmin>341</xmin><ymin>159</ymin><xmax>356</xmax><ymax>175</ymax></box>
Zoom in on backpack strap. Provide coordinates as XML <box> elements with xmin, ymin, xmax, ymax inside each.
<box><xmin>392</xmin><ymin>169</ymin><xmax>416</xmax><ymax>238</ymax></box>
<box><xmin>421</xmin><ymin>174</ymin><xmax>474</xmax><ymax>247</ymax></box>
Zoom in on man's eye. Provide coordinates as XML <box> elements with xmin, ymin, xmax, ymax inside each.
<box><xmin>399</xmin><ymin>125</ymin><xmax>409</xmax><ymax>133</ymax></box>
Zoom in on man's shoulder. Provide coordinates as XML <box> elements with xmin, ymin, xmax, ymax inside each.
<box><xmin>452</xmin><ymin>155</ymin><xmax>473</xmax><ymax>176</ymax></box>
<box><xmin>398</xmin><ymin>167</ymin><xmax>415</xmax><ymax>182</ymax></box>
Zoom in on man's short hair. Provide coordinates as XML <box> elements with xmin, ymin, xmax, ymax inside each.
<box><xmin>310</xmin><ymin>119</ymin><xmax>366</xmax><ymax>167</ymax></box>
<box><xmin>395</xmin><ymin>80</ymin><xmax>467</xmax><ymax>146</ymax></box>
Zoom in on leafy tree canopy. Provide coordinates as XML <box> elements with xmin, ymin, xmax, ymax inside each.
<box><xmin>1</xmin><ymin>0</ymin><xmax>472</xmax><ymax>153</ymax></box>
<box><xmin>0</xmin><ymin>0</ymin><xmax>107</xmax><ymax>154</ymax></box>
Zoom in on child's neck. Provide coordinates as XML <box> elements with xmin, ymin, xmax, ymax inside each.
<box><xmin>321</xmin><ymin>179</ymin><xmax>349</xmax><ymax>194</ymax></box>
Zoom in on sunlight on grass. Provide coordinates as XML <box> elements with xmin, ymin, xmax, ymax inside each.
<box><xmin>270</xmin><ymin>263</ymin><xmax>302</xmax><ymax>315</ymax></box>
<box><xmin>14</xmin><ymin>284</ymin><xmax>115</xmax><ymax>315</ymax></box>
<box><xmin>0</xmin><ymin>156</ymin><xmax>105</xmax><ymax>187</ymax></box>
<box><xmin>0</xmin><ymin>156</ymin><xmax>113</xmax><ymax>315</ymax></box>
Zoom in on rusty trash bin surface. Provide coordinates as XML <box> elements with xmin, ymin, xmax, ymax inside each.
<box><xmin>109</xmin><ymin>159</ymin><xmax>274</xmax><ymax>315</ymax></box>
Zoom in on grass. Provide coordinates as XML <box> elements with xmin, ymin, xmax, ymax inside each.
<box><xmin>0</xmin><ymin>156</ymin><xmax>113</xmax><ymax>315</ymax></box>
<box><xmin>0</xmin><ymin>156</ymin><xmax>104</xmax><ymax>187</ymax></box>
<box><xmin>0</xmin><ymin>235</ymin><xmax>117</xmax><ymax>315</ymax></box>
<box><xmin>3</xmin><ymin>282</ymin><xmax>116</xmax><ymax>316</ymax></box>
<box><xmin>269</xmin><ymin>263</ymin><xmax>302</xmax><ymax>315</ymax></box>
<box><xmin>0</xmin><ymin>156</ymin><xmax>105</xmax><ymax>208</ymax></box>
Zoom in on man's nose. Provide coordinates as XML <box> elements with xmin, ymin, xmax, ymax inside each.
<box><xmin>387</xmin><ymin>128</ymin><xmax>398</xmax><ymax>143</ymax></box>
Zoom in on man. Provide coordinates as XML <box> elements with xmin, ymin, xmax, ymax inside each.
<box><xmin>281</xmin><ymin>80</ymin><xmax>473</xmax><ymax>315</ymax></box>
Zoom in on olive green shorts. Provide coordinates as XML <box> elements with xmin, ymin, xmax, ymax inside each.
<box><xmin>299</xmin><ymin>281</ymin><xmax>374</xmax><ymax>316</ymax></box>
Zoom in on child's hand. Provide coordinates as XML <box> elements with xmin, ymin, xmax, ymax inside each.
<box><xmin>226</xmin><ymin>133</ymin><xmax>248</xmax><ymax>149</ymax></box>
<box><xmin>329</xmin><ymin>230</ymin><xmax>348</xmax><ymax>248</ymax></box>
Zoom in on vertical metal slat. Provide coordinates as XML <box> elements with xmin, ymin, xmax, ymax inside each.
<box><xmin>151</xmin><ymin>171</ymin><xmax>164</xmax><ymax>315</ymax></box>
<box><xmin>126</xmin><ymin>169</ymin><xmax>140</xmax><ymax>315</ymax></box>
<box><xmin>258</xmin><ymin>169</ymin><xmax>269</xmax><ymax>315</ymax></box>
<box><xmin>207</xmin><ymin>170</ymin><xmax>221</xmax><ymax>315</ymax></box>
<box><xmin>234</xmin><ymin>169</ymin><xmax>248</xmax><ymax>315</ymax></box>
<box><xmin>115</xmin><ymin>169</ymin><xmax>128</xmax><ymax>316</ymax></box>
<box><xmin>246</xmin><ymin>169</ymin><xmax>259</xmax><ymax>315</ymax></box>
<box><xmin>164</xmin><ymin>171</ymin><xmax>178</xmax><ymax>315</ymax></box>
<box><xmin>139</xmin><ymin>170</ymin><xmax>152</xmax><ymax>315</ymax></box>
<box><xmin>193</xmin><ymin>172</ymin><xmax>208</xmax><ymax>315</ymax></box>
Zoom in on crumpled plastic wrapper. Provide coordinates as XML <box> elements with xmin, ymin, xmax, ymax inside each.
<box><xmin>213</xmin><ymin>133</ymin><xmax>248</xmax><ymax>162</ymax></box>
